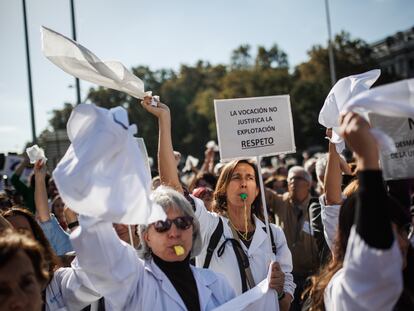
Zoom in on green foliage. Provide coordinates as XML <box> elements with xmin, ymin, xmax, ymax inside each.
<box><xmin>45</xmin><ymin>31</ymin><xmax>399</xmax><ymax>160</ymax></box>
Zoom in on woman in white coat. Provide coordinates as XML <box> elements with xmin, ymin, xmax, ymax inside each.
<box><xmin>70</xmin><ymin>186</ymin><xmax>235</xmax><ymax>311</ymax></box>
<box><xmin>140</xmin><ymin>97</ymin><xmax>295</xmax><ymax>311</ymax></box>
<box><xmin>303</xmin><ymin>112</ymin><xmax>407</xmax><ymax>311</ymax></box>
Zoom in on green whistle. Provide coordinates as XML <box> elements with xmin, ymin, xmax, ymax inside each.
<box><xmin>240</xmin><ymin>193</ymin><xmax>248</xmax><ymax>200</ymax></box>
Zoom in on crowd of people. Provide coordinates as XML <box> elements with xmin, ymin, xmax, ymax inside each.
<box><xmin>0</xmin><ymin>94</ymin><xmax>414</xmax><ymax>311</ymax></box>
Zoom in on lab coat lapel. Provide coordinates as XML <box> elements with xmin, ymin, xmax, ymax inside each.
<box><xmin>248</xmin><ymin>216</ymin><xmax>268</xmax><ymax>256</ymax></box>
<box><xmin>145</xmin><ymin>260</ymin><xmax>188</xmax><ymax>310</ymax></box>
<box><xmin>191</xmin><ymin>266</ymin><xmax>214</xmax><ymax>311</ymax></box>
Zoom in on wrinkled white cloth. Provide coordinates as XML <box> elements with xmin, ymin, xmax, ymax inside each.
<box><xmin>182</xmin><ymin>155</ymin><xmax>199</xmax><ymax>172</ymax></box>
<box><xmin>53</xmin><ymin>103</ymin><xmax>165</xmax><ymax>225</ymax></box>
<box><xmin>212</xmin><ymin>265</ymin><xmax>279</xmax><ymax>311</ymax></box>
<box><xmin>344</xmin><ymin>78</ymin><xmax>414</xmax><ymax>152</ymax></box>
<box><xmin>26</xmin><ymin>144</ymin><xmax>47</xmax><ymax>164</ymax></box>
<box><xmin>318</xmin><ymin>69</ymin><xmax>381</xmax><ymax>153</ymax></box>
<box><xmin>41</xmin><ymin>26</ymin><xmax>156</xmax><ymax>102</ymax></box>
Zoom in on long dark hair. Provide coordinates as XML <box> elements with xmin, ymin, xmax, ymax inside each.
<box><xmin>302</xmin><ymin>193</ymin><xmax>357</xmax><ymax>311</ymax></box>
<box><xmin>213</xmin><ymin>159</ymin><xmax>264</xmax><ymax>220</ymax></box>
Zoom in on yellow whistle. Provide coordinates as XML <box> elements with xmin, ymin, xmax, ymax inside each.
<box><xmin>174</xmin><ymin>245</ymin><xmax>185</xmax><ymax>256</ymax></box>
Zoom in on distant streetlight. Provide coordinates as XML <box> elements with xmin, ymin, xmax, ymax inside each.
<box><xmin>324</xmin><ymin>0</ymin><xmax>337</xmax><ymax>86</ymax></box>
<box><xmin>70</xmin><ymin>0</ymin><xmax>82</xmax><ymax>105</ymax></box>
<box><xmin>22</xmin><ymin>0</ymin><xmax>36</xmax><ymax>143</ymax></box>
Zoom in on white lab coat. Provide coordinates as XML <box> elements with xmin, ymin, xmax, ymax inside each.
<box><xmin>45</xmin><ymin>267</ymin><xmax>101</xmax><ymax>311</ymax></box>
<box><xmin>70</xmin><ymin>216</ymin><xmax>235</xmax><ymax>311</ymax></box>
<box><xmin>324</xmin><ymin>227</ymin><xmax>403</xmax><ymax>311</ymax></box>
<box><xmin>193</xmin><ymin>196</ymin><xmax>295</xmax><ymax>297</ymax></box>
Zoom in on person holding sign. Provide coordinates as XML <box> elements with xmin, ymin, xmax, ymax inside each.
<box><xmin>141</xmin><ymin>97</ymin><xmax>295</xmax><ymax>311</ymax></box>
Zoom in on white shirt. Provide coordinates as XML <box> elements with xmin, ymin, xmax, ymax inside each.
<box><xmin>319</xmin><ymin>194</ymin><xmax>341</xmax><ymax>252</ymax></box>
<box><xmin>324</xmin><ymin>227</ymin><xmax>403</xmax><ymax>311</ymax></box>
<box><xmin>193</xmin><ymin>196</ymin><xmax>295</xmax><ymax>297</ymax></box>
<box><xmin>69</xmin><ymin>216</ymin><xmax>235</xmax><ymax>310</ymax></box>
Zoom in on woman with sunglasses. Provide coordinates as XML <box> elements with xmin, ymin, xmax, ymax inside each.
<box><xmin>140</xmin><ymin>97</ymin><xmax>295</xmax><ymax>311</ymax></box>
<box><xmin>69</xmin><ymin>185</ymin><xmax>235</xmax><ymax>310</ymax></box>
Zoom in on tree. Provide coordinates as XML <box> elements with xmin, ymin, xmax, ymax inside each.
<box><xmin>230</xmin><ymin>44</ymin><xmax>252</xmax><ymax>69</ymax></box>
<box><xmin>48</xmin><ymin>103</ymin><xmax>74</xmax><ymax>131</ymax></box>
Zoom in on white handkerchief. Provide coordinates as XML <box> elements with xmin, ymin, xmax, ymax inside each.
<box><xmin>182</xmin><ymin>155</ymin><xmax>199</xmax><ymax>172</ymax></box>
<box><xmin>53</xmin><ymin>104</ymin><xmax>165</xmax><ymax>225</ymax></box>
<box><xmin>41</xmin><ymin>26</ymin><xmax>153</xmax><ymax>100</ymax></box>
<box><xmin>318</xmin><ymin>69</ymin><xmax>381</xmax><ymax>153</ymax></box>
<box><xmin>26</xmin><ymin>145</ymin><xmax>47</xmax><ymax>164</ymax></box>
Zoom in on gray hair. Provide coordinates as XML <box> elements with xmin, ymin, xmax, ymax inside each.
<box><xmin>287</xmin><ymin>166</ymin><xmax>312</xmax><ymax>183</ymax></box>
<box><xmin>137</xmin><ymin>186</ymin><xmax>202</xmax><ymax>260</ymax></box>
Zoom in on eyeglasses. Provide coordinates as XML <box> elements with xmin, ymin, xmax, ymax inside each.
<box><xmin>152</xmin><ymin>216</ymin><xmax>194</xmax><ymax>233</ymax></box>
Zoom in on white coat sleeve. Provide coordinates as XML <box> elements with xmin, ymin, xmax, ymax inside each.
<box><xmin>46</xmin><ymin>267</ymin><xmax>101</xmax><ymax>311</ymax></box>
<box><xmin>192</xmin><ymin>195</ymin><xmax>221</xmax><ymax>247</ymax></box>
<box><xmin>319</xmin><ymin>194</ymin><xmax>341</xmax><ymax>252</ymax></box>
<box><xmin>271</xmin><ymin>224</ymin><xmax>295</xmax><ymax>297</ymax></box>
<box><xmin>70</xmin><ymin>215</ymin><xmax>143</xmax><ymax>310</ymax></box>
<box><xmin>324</xmin><ymin>227</ymin><xmax>403</xmax><ymax>311</ymax></box>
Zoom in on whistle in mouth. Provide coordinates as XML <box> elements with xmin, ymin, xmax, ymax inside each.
<box><xmin>240</xmin><ymin>193</ymin><xmax>248</xmax><ymax>200</ymax></box>
<box><xmin>174</xmin><ymin>245</ymin><xmax>185</xmax><ymax>256</ymax></box>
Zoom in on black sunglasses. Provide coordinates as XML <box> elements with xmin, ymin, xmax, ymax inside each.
<box><xmin>152</xmin><ymin>216</ymin><xmax>194</xmax><ymax>233</ymax></box>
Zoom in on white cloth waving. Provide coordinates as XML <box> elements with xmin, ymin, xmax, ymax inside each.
<box><xmin>53</xmin><ymin>104</ymin><xmax>165</xmax><ymax>225</ymax></box>
<box><xmin>41</xmin><ymin>26</ymin><xmax>151</xmax><ymax>100</ymax></box>
<box><xmin>318</xmin><ymin>69</ymin><xmax>381</xmax><ymax>153</ymax></box>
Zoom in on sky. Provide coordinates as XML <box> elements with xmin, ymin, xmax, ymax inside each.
<box><xmin>1</xmin><ymin>0</ymin><xmax>413</xmax><ymax>154</ymax></box>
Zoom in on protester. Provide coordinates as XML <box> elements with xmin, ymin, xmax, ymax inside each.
<box><xmin>1</xmin><ymin>207</ymin><xmax>60</xmax><ymax>277</ymax></box>
<box><xmin>140</xmin><ymin>97</ymin><xmax>295</xmax><ymax>311</ymax></box>
<box><xmin>192</xmin><ymin>186</ymin><xmax>214</xmax><ymax>212</ymax></box>
<box><xmin>9</xmin><ymin>155</ymin><xmax>36</xmax><ymax>214</ymax></box>
<box><xmin>265</xmin><ymin>165</ymin><xmax>327</xmax><ymax>310</ymax></box>
<box><xmin>0</xmin><ymin>229</ymin><xmax>49</xmax><ymax>311</ymax></box>
<box><xmin>304</xmin><ymin>112</ymin><xmax>411</xmax><ymax>311</ymax></box>
<box><xmin>69</xmin><ymin>185</ymin><xmax>235</xmax><ymax>310</ymax></box>
<box><xmin>33</xmin><ymin>160</ymin><xmax>73</xmax><ymax>255</ymax></box>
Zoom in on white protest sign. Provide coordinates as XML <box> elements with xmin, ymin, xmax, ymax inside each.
<box><xmin>214</xmin><ymin>95</ymin><xmax>295</xmax><ymax>161</ymax></box>
<box><xmin>369</xmin><ymin>113</ymin><xmax>414</xmax><ymax>180</ymax></box>
<box><xmin>2</xmin><ymin>155</ymin><xmax>23</xmax><ymax>178</ymax></box>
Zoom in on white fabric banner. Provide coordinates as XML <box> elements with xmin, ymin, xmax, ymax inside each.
<box><xmin>41</xmin><ymin>26</ymin><xmax>151</xmax><ymax>100</ymax></box>
<box><xmin>318</xmin><ymin>69</ymin><xmax>381</xmax><ymax>153</ymax></box>
<box><xmin>214</xmin><ymin>95</ymin><xmax>295</xmax><ymax>161</ymax></box>
<box><xmin>53</xmin><ymin>104</ymin><xmax>165</xmax><ymax>225</ymax></box>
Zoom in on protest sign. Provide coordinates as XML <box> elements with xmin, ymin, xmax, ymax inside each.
<box><xmin>2</xmin><ymin>155</ymin><xmax>22</xmax><ymax>178</ymax></box>
<box><xmin>214</xmin><ymin>95</ymin><xmax>295</xmax><ymax>161</ymax></box>
<box><xmin>369</xmin><ymin>113</ymin><xmax>414</xmax><ymax>180</ymax></box>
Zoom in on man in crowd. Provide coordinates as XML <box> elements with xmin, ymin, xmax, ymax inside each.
<box><xmin>266</xmin><ymin>166</ymin><xmax>327</xmax><ymax>311</ymax></box>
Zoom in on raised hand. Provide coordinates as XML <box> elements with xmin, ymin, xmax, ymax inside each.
<box><xmin>139</xmin><ymin>96</ymin><xmax>170</xmax><ymax>119</ymax></box>
<box><xmin>339</xmin><ymin>112</ymin><xmax>379</xmax><ymax>170</ymax></box>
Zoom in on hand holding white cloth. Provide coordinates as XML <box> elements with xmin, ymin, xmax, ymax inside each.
<box><xmin>53</xmin><ymin>104</ymin><xmax>165</xmax><ymax>225</ymax></box>
<box><xmin>318</xmin><ymin>69</ymin><xmax>381</xmax><ymax>153</ymax></box>
<box><xmin>41</xmin><ymin>26</ymin><xmax>153</xmax><ymax>100</ymax></box>
<box><xmin>26</xmin><ymin>145</ymin><xmax>47</xmax><ymax>164</ymax></box>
